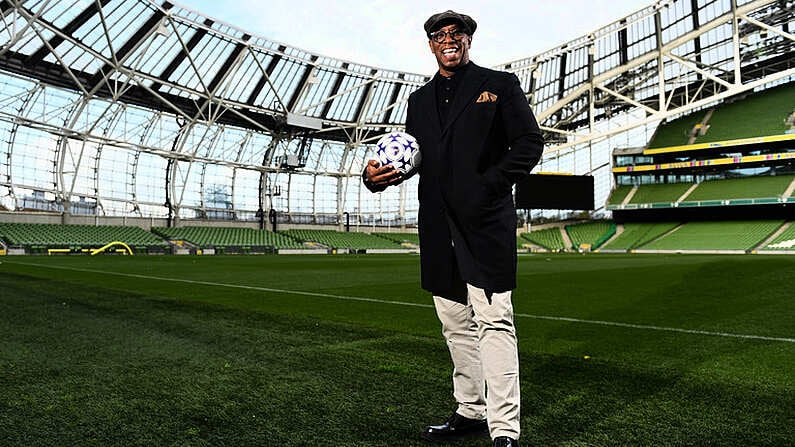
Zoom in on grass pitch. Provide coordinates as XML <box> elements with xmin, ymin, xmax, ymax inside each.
<box><xmin>0</xmin><ymin>254</ymin><xmax>793</xmax><ymax>446</ymax></box>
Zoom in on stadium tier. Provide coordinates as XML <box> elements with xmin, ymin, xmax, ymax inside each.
<box><xmin>647</xmin><ymin>112</ymin><xmax>707</xmax><ymax>149</ymax></box>
<box><xmin>628</xmin><ymin>183</ymin><xmax>694</xmax><ymax>205</ymax></box>
<box><xmin>0</xmin><ymin>223</ymin><xmax>166</xmax><ymax>253</ymax></box>
<box><xmin>565</xmin><ymin>221</ymin><xmax>616</xmax><ymax>250</ymax></box>
<box><xmin>649</xmin><ymin>83</ymin><xmax>795</xmax><ymax>148</ymax></box>
<box><xmin>2</xmin><ymin>219</ymin><xmax>794</xmax><ymax>254</ymax></box>
<box><xmin>519</xmin><ymin>228</ymin><xmax>567</xmax><ymax>251</ymax></box>
<box><xmin>602</xmin><ymin>222</ymin><xmax>681</xmax><ymax>250</ymax></box>
<box><xmin>606</xmin><ymin>185</ymin><xmax>634</xmax><ymax>206</ymax></box>
<box><xmin>373</xmin><ymin>232</ymin><xmax>420</xmax><ymax>246</ymax></box>
<box><xmin>763</xmin><ymin>222</ymin><xmax>795</xmax><ymax>250</ymax></box>
<box><xmin>640</xmin><ymin>220</ymin><xmax>784</xmax><ymax>251</ymax></box>
<box><xmin>280</xmin><ymin>229</ymin><xmax>403</xmax><ymax>250</ymax></box>
<box><xmin>685</xmin><ymin>175</ymin><xmax>795</xmax><ymax>202</ymax></box>
<box><xmin>612</xmin><ymin>80</ymin><xmax>795</xmax><ymax>224</ymax></box>
<box><xmin>151</xmin><ymin>226</ymin><xmax>304</xmax><ymax>251</ymax></box>
<box><xmin>614</xmin><ymin>175</ymin><xmax>795</xmax><ymax>209</ymax></box>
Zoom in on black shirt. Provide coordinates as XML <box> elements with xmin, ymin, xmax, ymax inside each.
<box><xmin>433</xmin><ymin>62</ymin><xmax>471</xmax><ymax>128</ymax></box>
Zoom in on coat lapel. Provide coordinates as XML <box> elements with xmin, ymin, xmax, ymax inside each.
<box><xmin>442</xmin><ymin>63</ymin><xmax>487</xmax><ymax>136</ymax></box>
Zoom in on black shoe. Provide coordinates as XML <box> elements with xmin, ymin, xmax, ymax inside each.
<box><xmin>493</xmin><ymin>436</ymin><xmax>519</xmax><ymax>447</ymax></box>
<box><xmin>420</xmin><ymin>411</ymin><xmax>489</xmax><ymax>443</ymax></box>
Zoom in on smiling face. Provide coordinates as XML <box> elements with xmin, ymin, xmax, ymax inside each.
<box><xmin>428</xmin><ymin>23</ymin><xmax>471</xmax><ymax>77</ymax></box>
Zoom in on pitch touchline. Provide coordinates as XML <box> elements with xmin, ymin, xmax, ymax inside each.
<box><xmin>515</xmin><ymin>314</ymin><xmax>795</xmax><ymax>343</ymax></box>
<box><xmin>6</xmin><ymin>261</ymin><xmax>794</xmax><ymax>343</ymax></box>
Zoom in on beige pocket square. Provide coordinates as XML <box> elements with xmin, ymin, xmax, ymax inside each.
<box><xmin>476</xmin><ymin>91</ymin><xmax>498</xmax><ymax>103</ymax></box>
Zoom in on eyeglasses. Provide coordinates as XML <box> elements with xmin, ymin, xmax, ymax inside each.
<box><xmin>428</xmin><ymin>29</ymin><xmax>467</xmax><ymax>43</ymax></box>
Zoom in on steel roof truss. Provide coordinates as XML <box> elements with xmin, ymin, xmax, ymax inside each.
<box><xmin>313</xmin><ymin>68</ymin><xmax>343</xmax><ymax>118</ymax></box>
<box><xmin>286</xmin><ymin>57</ymin><xmax>318</xmax><ymax>114</ymax></box>
<box><xmin>353</xmin><ymin>69</ymin><xmax>378</xmax><ymax>124</ymax></box>
<box><xmin>301</xmin><ymin>74</ymin><xmax>374</xmax><ymax>119</ymax></box>
<box><xmin>664</xmin><ymin>52</ymin><xmax>734</xmax><ymax>88</ymax></box>
<box><xmin>360</xmin><ymin>89</ymin><xmax>408</xmax><ymax>125</ymax></box>
<box><xmin>150</xmin><ymin>18</ymin><xmax>211</xmax><ymax>91</ymax></box>
<box><xmin>536</xmin><ymin>0</ymin><xmax>770</xmax><ymax>125</ymax></box>
<box><xmin>1</xmin><ymin>0</ymin><xmax>52</xmax><ymax>60</ymax></box>
<box><xmin>25</xmin><ymin>0</ymin><xmax>108</xmax><ymax>64</ymax></box>
<box><xmin>245</xmin><ymin>46</ymin><xmax>286</xmax><ymax>112</ymax></box>
<box><xmin>90</xmin><ymin>2</ymin><xmax>171</xmax><ymax>94</ymax></box>
<box><xmin>23</xmin><ymin>17</ymin><xmax>91</xmax><ymax>96</ymax></box>
<box><xmin>741</xmin><ymin>13</ymin><xmax>795</xmax><ymax>43</ymax></box>
<box><xmin>188</xmin><ymin>38</ymin><xmax>251</xmax><ymax>127</ymax></box>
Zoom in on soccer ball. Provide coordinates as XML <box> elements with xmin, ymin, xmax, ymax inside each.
<box><xmin>374</xmin><ymin>132</ymin><xmax>421</xmax><ymax>175</ymax></box>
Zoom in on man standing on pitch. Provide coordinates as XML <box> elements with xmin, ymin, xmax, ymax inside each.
<box><xmin>363</xmin><ymin>10</ymin><xmax>544</xmax><ymax>447</ymax></box>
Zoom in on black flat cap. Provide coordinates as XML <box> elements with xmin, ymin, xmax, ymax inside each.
<box><xmin>424</xmin><ymin>10</ymin><xmax>477</xmax><ymax>37</ymax></box>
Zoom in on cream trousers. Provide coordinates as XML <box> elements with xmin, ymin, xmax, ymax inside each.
<box><xmin>433</xmin><ymin>284</ymin><xmax>520</xmax><ymax>440</ymax></box>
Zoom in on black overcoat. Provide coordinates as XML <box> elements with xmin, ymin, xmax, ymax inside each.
<box><xmin>373</xmin><ymin>62</ymin><xmax>544</xmax><ymax>302</ymax></box>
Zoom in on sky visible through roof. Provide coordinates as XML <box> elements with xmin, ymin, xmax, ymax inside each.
<box><xmin>179</xmin><ymin>0</ymin><xmax>649</xmax><ymax>74</ymax></box>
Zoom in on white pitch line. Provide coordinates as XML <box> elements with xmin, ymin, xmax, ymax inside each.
<box><xmin>5</xmin><ymin>261</ymin><xmax>794</xmax><ymax>344</ymax></box>
<box><xmin>514</xmin><ymin>313</ymin><xmax>795</xmax><ymax>343</ymax></box>
<box><xmin>4</xmin><ymin>261</ymin><xmax>433</xmax><ymax>309</ymax></box>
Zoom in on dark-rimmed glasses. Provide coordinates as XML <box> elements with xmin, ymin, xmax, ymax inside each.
<box><xmin>429</xmin><ymin>29</ymin><xmax>467</xmax><ymax>43</ymax></box>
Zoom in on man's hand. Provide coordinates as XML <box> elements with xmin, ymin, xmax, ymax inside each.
<box><xmin>364</xmin><ymin>159</ymin><xmax>403</xmax><ymax>189</ymax></box>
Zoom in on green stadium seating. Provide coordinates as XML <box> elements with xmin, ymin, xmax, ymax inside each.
<box><xmin>280</xmin><ymin>229</ymin><xmax>402</xmax><ymax>250</ymax></box>
<box><xmin>3</xmin><ymin>220</ymin><xmax>792</xmax><ymax>254</ymax></box>
<box><xmin>565</xmin><ymin>221</ymin><xmax>616</xmax><ymax>249</ymax></box>
<box><xmin>641</xmin><ymin>220</ymin><xmax>784</xmax><ymax>250</ymax></box>
<box><xmin>607</xmin><ymin>185</ymin><xmax>634</xmax><ymax>205</ymax></box>
<box><xmin>685</xmin><ymin>175</ymin><xmax>795</xmax><ymax>201</ymax></box>
<box><xmin>152</xmin><ymin>226</ymin><xmax>304</xmax><ymax>250</ymax></box>
<box><xmin>648</xmin><ymin>111</ymin><xmax>707</xmax><ymax>148</ymax></box>
<box><xmin>690</xmin><ymin>83</ymin><xmax>794</xmax><ymax>143</ymax></box>
<box><xmin>762</xmin><ymin>222</ymin><xmax>795</xmax><ymax>250</ymax></box>
<box><xmin>373</xmin><ymin>232</ymin><xmax>420</xmax><ymax>246</ymax></box>
<box><xmin>629</xmin><ymin>183</ymin><xmax>693</xmax><ymax>204</ymax></box>
<box><xmin>649</xmin><ymin>82</ymin><xmax>795</xmax><ymax>147</ymax></box>
<box><xmin>0</xmin><ymin>223</ymin><xmax>166</xmax><ymax>252</ymax></box>
<box><xmin>602</xmin><ymin>222</ymin><xmax>680</xmax><ymax>250</ymax></box>
<box><xmin>519</xmin><ymin>227</ymin><xmax>567</xmax><ymax>250</ymax></box>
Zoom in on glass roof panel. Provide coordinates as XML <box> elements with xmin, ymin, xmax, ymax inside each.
<box><xmin>216</xmin><ymin>49</ymin><xmax>270</xmax><ymax>103</ymax></box>
<box><xmin>5</xmin><ymin>20</ymin><xmax>55</xmax><ymax>56</ymax></box>
<box><xmin>325</xmin><ymin>74</ymin><xmax>368</xmax><ymax>121</ymax></box>
<box><xmin>169</xmin><ymin>31</ymin><xmax>234</xmax><ymax>93</ymax></box>
<box><xmin>33</xmin><ymin>0</ymin><xmax>91</xmax><ymax>28</ymax></box>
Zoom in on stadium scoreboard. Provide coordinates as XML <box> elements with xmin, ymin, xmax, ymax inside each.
<box><xmin>515</xmin><ymin>173</ymin><xmax>594</xmax><ymax>210</ymax></box>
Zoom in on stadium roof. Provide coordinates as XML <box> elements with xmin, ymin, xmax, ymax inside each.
<box><xmin>1</xmin><ymin>0</ymin><xmax>793</xmax><ymax>148</ymax></box>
